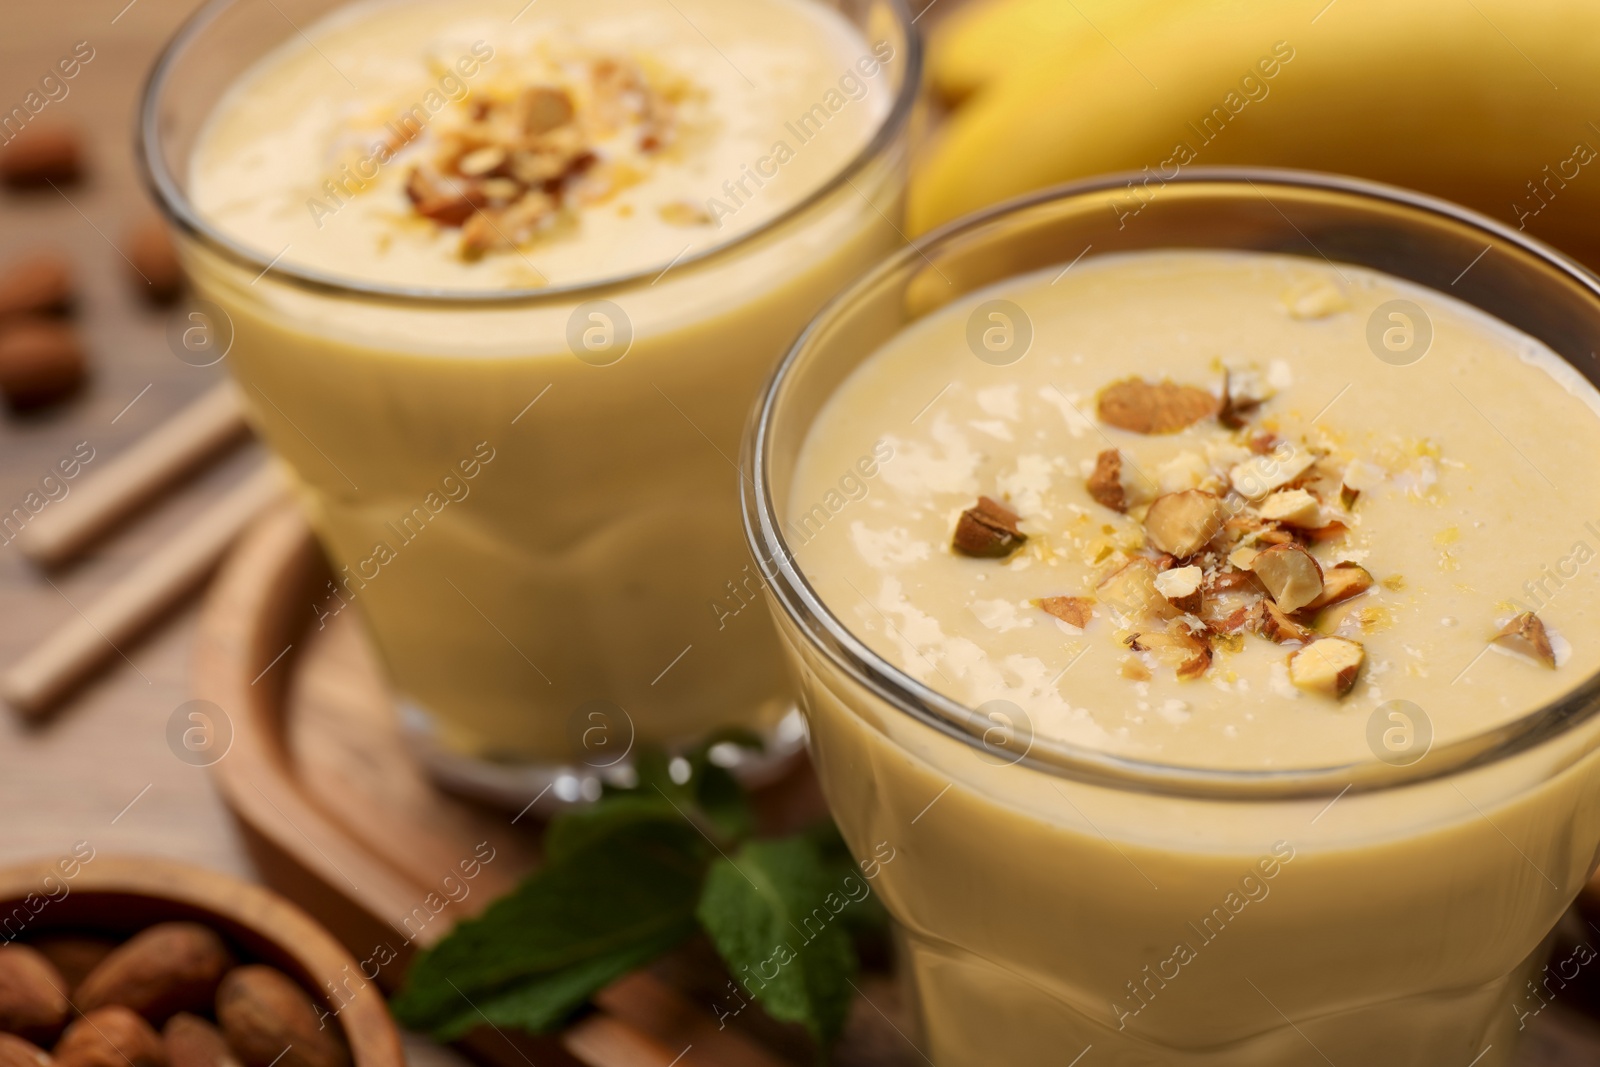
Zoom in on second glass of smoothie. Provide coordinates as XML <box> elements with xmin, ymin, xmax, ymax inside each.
<box><xmin>746</xmin><ymin>171</ymin><xmax>1600</xmax><ymax>1064</ymax></box>
<box><xmin>141</xmin><ymin>0</ymin><xmax>918</xmax><ymax>803</ymax></box>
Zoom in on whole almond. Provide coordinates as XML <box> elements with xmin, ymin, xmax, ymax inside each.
<box><xmin>0</xmin><ymin>320</ymin><xmax>86</xmax><ymax>410</ymax></box>
<box><xmin>0</xmin><ymin>1033</ymin><xmax>51</xmax><ymax>1067</ymax></box>
<box><xmin>124</xmin><ymin>222</ymin><xmax>184</xmax><ymax>306</ymax></box>
<box><xmin>0</xmin><ymin>254</ymin><xmax>74</xmax><ymax>320</ymax></box>
<box><xmin>162</xmin><ymin>1015</ymin><xmax>238</xmax><ymax>1067</ymax></box>
<box><xmin>0</xmin><ymin>946</ymin><xmax>69</xmax><ymax>1044</ymax></box>
<box><xmin>0</xmin><ymin>129</ymin><xmax>83</xmax><ymax>188</ymax></box>
<box><xmin>54</xmin><ymin>1007</ymin><xmax>165</xmax><ymax>1067</ymax></box>
<box><xmin>77</xmin><ymin>924</ymin><xmax>233</xmax><ymax>1027</ymax></box>
<box><xmin>216</xmin><ymin>968</ymin><xmax>347</xmax><ymax>1067</ymax></box>
<box><xmin>29</xmin><ymin>938</ymin><xmax>117</xmax><ymax>996</ymax></box>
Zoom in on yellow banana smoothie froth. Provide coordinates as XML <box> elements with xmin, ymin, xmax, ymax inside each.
<box><xmin>779</xmin><ymin>249</ymin><xmax>1600</xmax><ymax>1063</ymax></box>
<box><xmin>178</xmin><ymin>0</ymin><xmax>908</xmax><ymax>782</ymax></box>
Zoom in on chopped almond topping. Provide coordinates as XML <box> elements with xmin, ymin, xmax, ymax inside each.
<box><xmin>1039</xmin><ymin>596</ymin><xmax>1093</xmax><ymax>628</ymax></box>
<box><xmin>1249</xmin><ymin>543</ymin><xmax>1324</xmax><ymax>613</ymax></box>
<box><xmin>1208</xmin><ymin>566</ymin><xmax>1262</xmax><ymax>594</ymax></box>
<box><xmin>1143</xmin><ymin>490</ymin><xmax>1226</xmax><ymax>558</ymax></box>
<box><xmin>953</xmin><ymin>496</ymin><xmax>1027</xmax><ymax>558</ymax></box>
<box><xmin>399</xmin><ymin>57</ymin><xmax>690</xmax><ymax>260</ymax></box>
<box><xmin>404</xmin><ymin>169</ymin><xmax>485</xmax><ymax>226</ymax></box>
<box><xmin>1119</xmin><ymin>657</ymin><xmax>1153</xmax><ymax>681</ymax></box>
<box><xmin>1218</xmin><ymin>368</ymin><xmax>1265</xmax><ymax>429</ymax></box>
<box><xmin>1087</xmin><ymin>449</ymin><xmax>1130</xmax><ymax>511</ymax></box>
<box><xmin>1251</xmin><ymin>601</ymin><xmax>1316</xmax><ymax>644</ymax></box>
<box><xmin>1229</xmin><ymin>442</ymin><xmax>1318</xmax><ymax>499</ymax></box>
<box><xmin>520</xmin><ymin>85</ymin><xmax>577</xmax><ymax>134</ymax></box>
<box><xmin>1096</xmin><ymin>558</ymin><xmax>1177</xmax><ymax>623</ymax></box>
<box><xmin>1210</xmin><ymin>605</ymin><xmax>1254</xmax><ymax>634</ymax></box>
<box><xmin>1125</xmin><ymin>622</ymin><xmax>1213</xmax><ymax>680</ymax></box>
<box><xmin>1248</xmin><ymin>432</ymin><xmax>1279</xmax><ymax>455</ymax></box>
<box><xmin>1097</xmin><ymin>377</ymin><xmax>1217</xmax><ymax>435</ymax></box>
<box><xmin>1258</xmin><ymin>488</ymin><xmax>1323</xmax><ymax>528</ymax></box>
<box><xmin>1305</xmin><ymin>563</ymin><xmax>1374</xmax><ymax>611</ymax></box>
<box><xmin>1288</xmin><ymin>637</ymin><xmax>1365</xmax><ymax>697</ymax></box>
<box><xmin>1492</xmin><ymin>612</ymin><xmax>1557</xmax><ymax>669</ymax></box>
<box><xmin>1153</xmin><ymin>565</ymin><xmax>1204</xmax><ymax>614</ymax></box>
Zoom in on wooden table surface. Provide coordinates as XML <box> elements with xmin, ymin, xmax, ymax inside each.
<box><xmin>6</xmin><ymin>2</ymin><xmax>1600</xmax><ymax>1063</ymax></box>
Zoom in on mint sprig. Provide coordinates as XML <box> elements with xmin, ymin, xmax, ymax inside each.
<box><xmin>390</xmin><ymin>736</ymin><xmax>884</xmax><ymax>1059</ymax></box>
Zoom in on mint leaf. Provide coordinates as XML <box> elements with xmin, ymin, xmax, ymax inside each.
<box><xmin>696</xmin><ymin>837</ymin><xmax>857</xmax><ymax>1050</ymax></box>
<box><xmin>543</xmin><ymin>792</ymin><xmax>680</xmax><ymax>864</ymax></box>
<box><xmin>806</xmin><ymin>822</ymin><xmax>888</xmax><ymax>937</ymax></box>
<box><xmin>694</xmin><ymin>762</ymin><xmax>755</xmax><ymax>841</ymax></box>
<box><xmin>417</xmin><ymin>926</ymin><xmax>688</xmax><ymax>1037</ymax></box>
<box><xmin>391</xmin><ymin>821</ymin><xmax>704</xmax><ymax>1038</ymax></box>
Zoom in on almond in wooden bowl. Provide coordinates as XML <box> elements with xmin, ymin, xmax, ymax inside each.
<box><xmin>0</xmin><ymin>858</ymin><xmax>399</xmax><ymax>1067</ymax></box>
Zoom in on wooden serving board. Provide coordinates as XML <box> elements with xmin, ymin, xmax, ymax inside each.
<box><xmin>189</xmin><ymin>506</ymin><xmax>918</xmax><ymax>1067</ymax></box>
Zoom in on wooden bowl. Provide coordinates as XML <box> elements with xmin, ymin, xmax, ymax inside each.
<box><xmin>0</xmin><ymin>853</ymin><xmax>404</xmax><ymax>1067</ymax></box>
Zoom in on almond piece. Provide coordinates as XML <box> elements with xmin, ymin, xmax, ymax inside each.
<box><xmin>952</xmin><ymin>496</ymin><xmax>1027</xmax><ymax>558</ymax></box>
<box><xmin>1038</xmin><ymin>596</ymin><xmax>1093</xmax><ymax>628</ymax></box>
<box><xmin>77</xmin><ymin>923</ymin><xmax>233</xmax><ymax>1026</ymax></box>
<box><xmin>0</xmin><ymin>320</ymin><xmax>86</xmax><ymax>410</ymax></box>
<box><xmin>0</xmin><ymin>1034</ymin><xmax>50</xmax><ymax>1067</ymax></box>
<box><xmin>1086</xmin><ymin>449</ymin><xmax>1130</xmax><ymax>512</ymax></box>
<box><xmin>1</xmin><ymin>128</ymin><xmax>82</xmax><ymax>188</ymax></box>
<box><xmin>1305</xmin><ymin>563</ymin><xmax>1374</xmax><ymax>611</ymax></box>
<box><xmin>1492</xmin><ymin>612</ymin><xmax>1556</xmax><ymax>669</ymax></box>
<box><xmin>1143</xmin><ymin>490</ymin><xmax>1225</xmax><ymax>558</ymax></box>
<box><xmin>1251</xmin><ymin>601</ymin><xmax>1316</xmax><ymax>644</ymax></box>
<box><xmin>0</xmin><ymin>253</ymin><xmax>74</xmax><ymax>320</ymax></box>
<box><xmin>125</xmin><ymin>221</ymin><xmax>184</xmax><ymax>306</ymax></box>
<box><xmin>1249</xmin><ymin>543</ymin><xmax>1325</xmax><ymax>613</ymax></box>
<box><xmin>520</xmin><ymin>86</ymin><xmax>576</xmax><ymax>135</ymax></box>
<box><xmin>1097</xmin><ymin>377</ymin><xmax>1217</xmax><ymax>434</ymax></box>
<box><xmin>163</xmin><ymin>1015</ymin><xmax>239</xmax><ymax>1067</ymax></box>
<box><xmin>1218</xmin><ymin>368</ymin><xmax>1264</xmax><ymax>429</ymax></box>
<box><xmin>1288</xmin><ymin>637</ymin><xmax>1365</xmax><ymax>697</ymax></box>
<box><xmin>1229</xmin><ymin>441</ymin><xmax>1318</xmax><ymax>499</ymax></box>
<box><xmin>0</xmin><ymin>946</ymin><xmax>69</xmax><ymax>1045</ymax></box>
<box><xmin>54</xmin><ymin>1008</ymin><xmax>165</xmax><ymax>1067</ymax></box>
<box><xmin>1153</xmin><ymin>565</ymin><xmax>1203</xmax><ymax>614</ymax></box>
<box><xmin>216</xmin><ymin>968</ymin><xmax>348</xmax><ymax>1067</ymax></box>
<box><xmin>30</xmin><ymin>937</ymin><xmax>116</xmax><ymax>995</ymax></box>
<box><xmin>1096</xmin><ymin>558</ymin><xmax>1177</xmax><ymax>623</ymax></box>
<box><xmin>1257</xmin><ymin>488</ymin><xmax>1322</xmax><ymax>528</ymax></box>
<box><xmin>1126</xmin><ymin>622</ymin><xmax>1212</xmax><ymax>680</ymax></box>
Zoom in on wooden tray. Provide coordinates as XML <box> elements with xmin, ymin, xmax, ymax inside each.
<box><xmin>189</xmin><ymin>506</ymin><xmax>918</xmax><ymax>1067</ymax></box>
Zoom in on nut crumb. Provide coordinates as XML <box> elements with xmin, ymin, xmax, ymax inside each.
<box><xmin>1288</xmin><ymin>637</ymin><xmax>1365</xmax><ymax>697</ymax></box>
<box><xmin>953</xmin><ymin>496</ymin><xmax>1027</xmax><ymax>558</ymax></box>
<box><xmin>1492</xmin><ymin>611</ymin><xmax>1556</xmax><ymax>669</ymax></box>
<box><xmin>1097</xmin><ymin>377</ymin><xmax>1217</xmax><ymax>435</ymax></box>
<box><xmin>1038</xmin><ymin>596</ymin><xmax>1093</xmax><ymax>628</ymax></box>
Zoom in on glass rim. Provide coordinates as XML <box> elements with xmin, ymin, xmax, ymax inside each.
<box><xmin>744</xmin><ymin>166</ymin><xmax>1600</xmax><ymax>801</ymax></box>
<box><xmin>136</xmin><ymin>0</ymin><xmax>922</xmax><ymax>308</ymax></box>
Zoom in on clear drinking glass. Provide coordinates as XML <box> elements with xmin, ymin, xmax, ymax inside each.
<box><xmin>139</xmin><ymin>0</ymin><xmax>919</xmax><ymax>806</ymax></box>
<box><xmin>744</xmin><ymin>169</ymin><xmax>1600</xmax><ymax>1064</ymax></box>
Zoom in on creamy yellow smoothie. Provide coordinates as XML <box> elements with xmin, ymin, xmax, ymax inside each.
<box><xmin>157</xmin><ymin>0</ymin><xmax>913</xmax><ymax>797</ymax></box>
<box><xmin>770</xmin><ymin>248</ymin><xmax>1600</xmax><ymax>1063</ymax></box>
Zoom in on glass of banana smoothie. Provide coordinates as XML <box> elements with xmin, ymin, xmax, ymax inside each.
<box><xmin>746</xmin><ymin>170</ymin><xmax>1600</xmax><ymax>1065</ymax></box>
<box><xmin>140</xmin><ymin>0</ymin><xmax>917</xmax><ymax>804</ymax></box>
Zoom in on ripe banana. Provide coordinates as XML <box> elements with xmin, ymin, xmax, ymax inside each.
<box><xmin>926</xmin><ymin>0</ymin><xmax>1159</xmax><ymax>104</ymax></box>
<box><xmin>912</xmin><ymin>0</ymin><xmax>1600</xmax><ymax>271</ymax></box>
